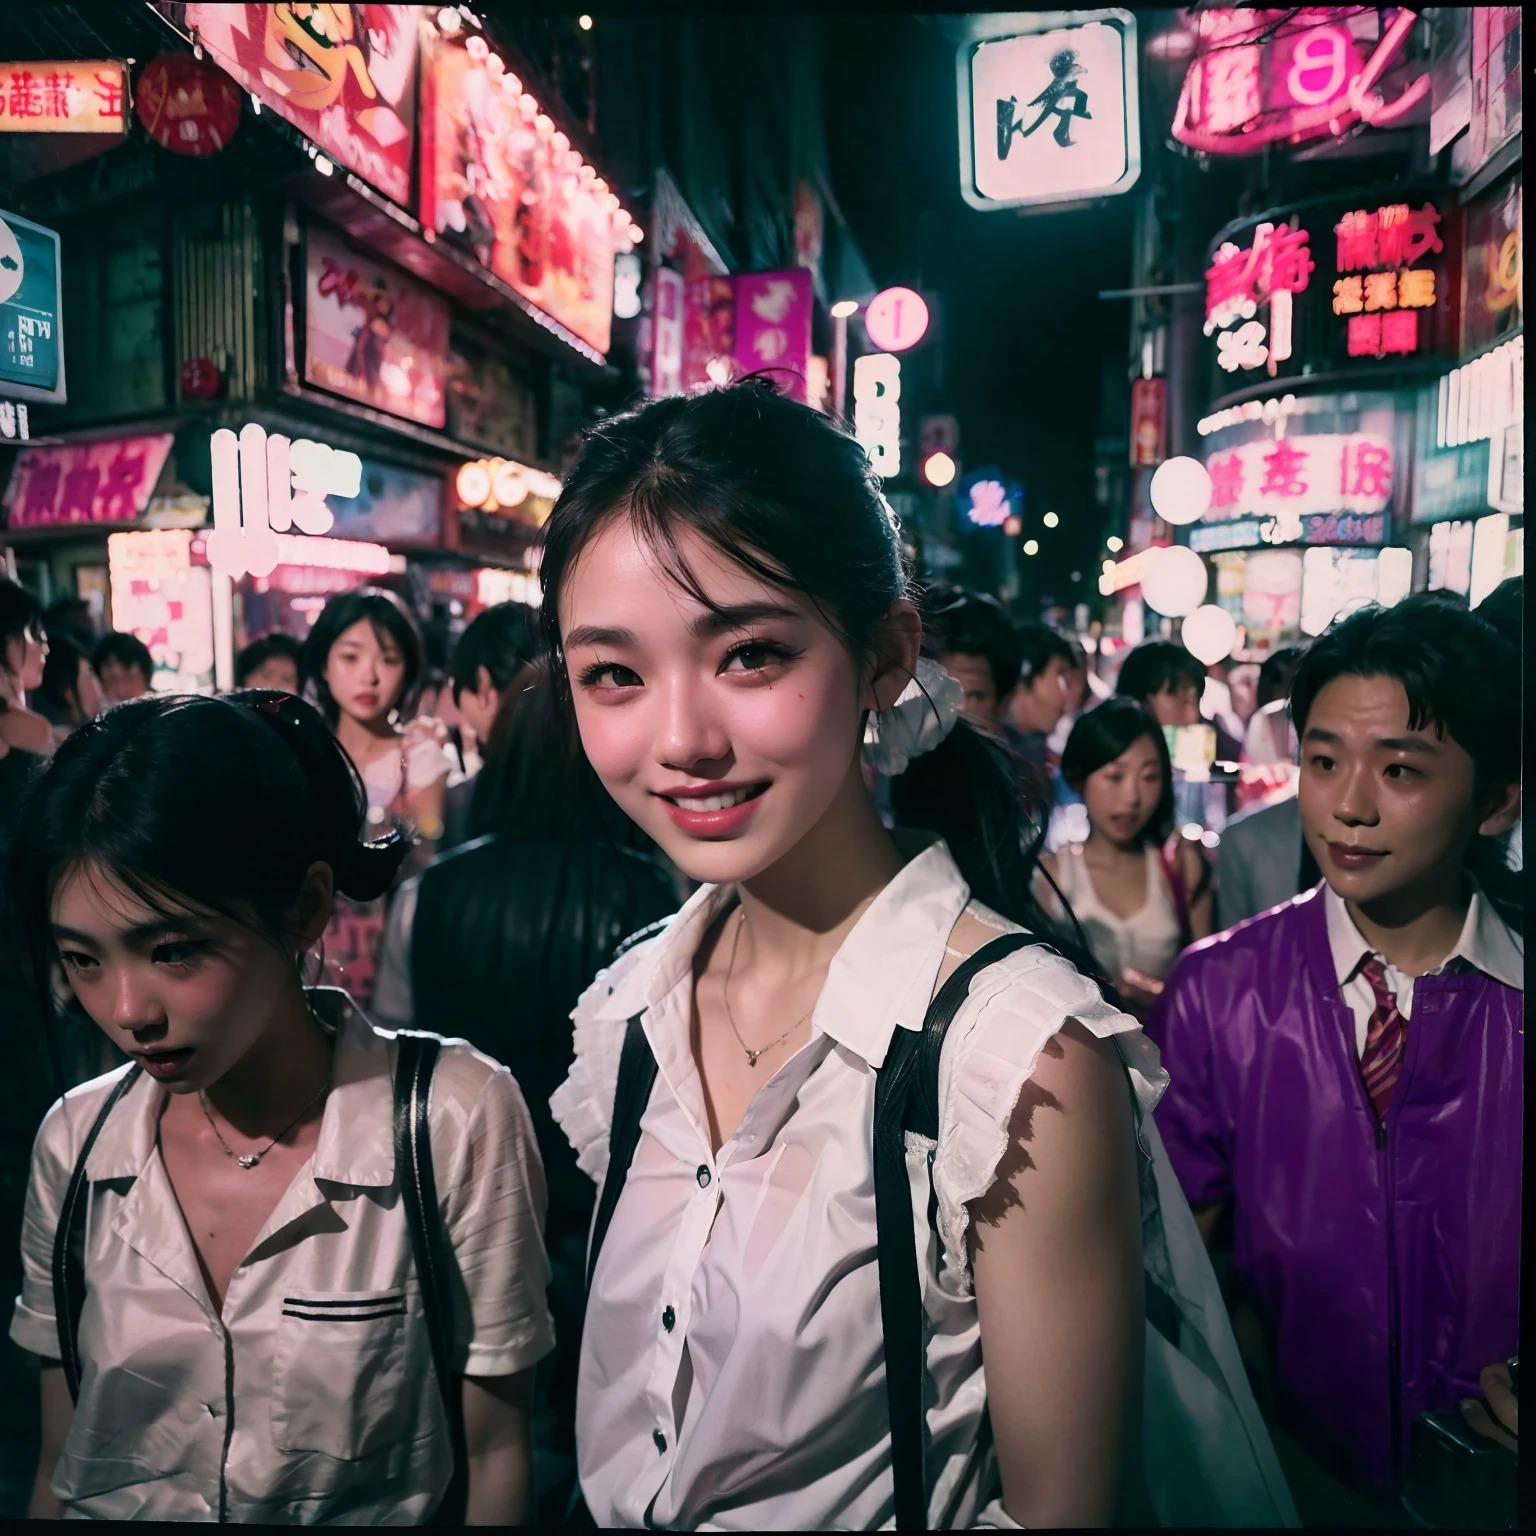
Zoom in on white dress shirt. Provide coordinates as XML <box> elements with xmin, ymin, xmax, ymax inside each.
<box><xmin>11</xmin><ymin>991</ymin><xmax>554</xmax><ymax>1523</ymax></box>
<box><xmin>1323</xmin><ymin>884</ymin><xmax>1525</xmax><ymax>1055</ymax></box>
<box><xmin>552</xmin><ymin>837</ymin><xmax>1297</xmax><ymax>1530</ymax></box>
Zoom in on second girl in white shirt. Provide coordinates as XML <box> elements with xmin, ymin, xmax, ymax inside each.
<box><xmin>540</xmin><ymin>379</ymin><xmax>1295</xmax><ymax>1528</ymax></box>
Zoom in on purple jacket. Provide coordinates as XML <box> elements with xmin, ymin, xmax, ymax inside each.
<box><xmin>1146</xmin><ymin>887</ymin><xmax>1522</xmax><ymax>1492</ymax></box>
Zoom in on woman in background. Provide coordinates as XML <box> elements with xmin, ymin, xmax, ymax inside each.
<box><xmin>1039</xmin><ymin>698</ymin><xmax>1212</xmax><ymax>1015</ymax></box>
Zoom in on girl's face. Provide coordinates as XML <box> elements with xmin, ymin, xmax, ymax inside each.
<box><xmin>4</xmin><ymin>625</ymin><xmax>47</xmax><ymax>693</ymax></box>
<box><xmin>324</xmin><ymin>619</ymin><xmax>405</xmax><ymax>726</ymax></box>
<box><xmin>50</xmin><ymin>860</ymin><xmax>331</xmax><ymax>1095</ymax></box>
<box><xmin>1081</xmin><ymin>732</ymin><xmax>1165</xmax><ymax>848</ymax></box>
<box><xmin>559</xmin><ymin>517</ymin><xmax>909</xmax><ymax>887</ymax></box>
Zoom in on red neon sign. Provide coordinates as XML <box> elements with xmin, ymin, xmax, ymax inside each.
<box><xmin>1204</xmin><ymin>220</ymin><xmax>1313</xmax><ymax>329</ymax></box>
<box><xmin>1331</xmin><ymin>200</ymin><xmax>1442</xmax><ymax>358</ymax></box>
<box><xmin>1172</xmin><ymin>8</ymin><xmax>1429</xmax><ymax>156</ymax></box>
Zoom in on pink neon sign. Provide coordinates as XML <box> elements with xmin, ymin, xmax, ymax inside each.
<box><xmin>1172</xmin><ymin>8</ymin><xmax>1429</xmax><ymax>156</ymax></box>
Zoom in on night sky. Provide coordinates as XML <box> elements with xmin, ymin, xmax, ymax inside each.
<box><xmin>823</xmin><ymin>15</ymin><xmax>1136</xmax><ymax>608</ymax></box>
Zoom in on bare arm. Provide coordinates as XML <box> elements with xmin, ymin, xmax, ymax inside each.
<box><xmin>970</xmin><ymin>1021</ymin><xmax>1146</xmax><ymax>1527</ymax></box>
<box><xmin>1179</xmin><ymin>841</ymin><xmax>1215</xmax><ymax>942</ymax></box>
<box><xmin>461</xmin><ymin>1368</ymin><xmax>536</xmax><ymax>1526</ymax></box>
<box><xmin>27</xmin><ymin>1361</ymin><xmax>72</xmax><ymax>1518</ymax></box>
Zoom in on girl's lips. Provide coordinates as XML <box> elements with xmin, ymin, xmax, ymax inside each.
<box><xmin>656</xmin><ymin>782</ymin><xmax>769</xmax><ymax>838</ymax></box>
<box><xmin>1325</xmin><ymin>841</ymin><xmax>1388</xmax><ymax>870</ymax></box>
<box><xmin>133</xmin><ymin>1047</ymin><xmax>195</xmax><ymax>1080</ymax></box>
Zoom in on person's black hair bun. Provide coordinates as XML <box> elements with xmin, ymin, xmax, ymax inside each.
<box><xmin>232</xmin><ymin>689</ymin><xmax>411</xmax><ymax>902</ymax></box>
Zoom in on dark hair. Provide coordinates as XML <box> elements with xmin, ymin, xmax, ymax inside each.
<box><xmin>1257</xmin><ymin>644</ymin><xmax>1308</xmax><ymax>709</ymax></box>
<box><xmin>1060</xmin><ymin>698</ymin><xmax>1175</xmax><ymax>847</ymax></box>
<box><xmin>1016</xmin><ymin>621</ymin><xmax>1077</xmax><ymax>687</ymax></box>
<box><xmin>301</xmin><ymin>587</ymin><xmax>424</xmax><ymax>725</ymax></box>
<box><xmin>928</xmin><ymin>588</ymin><xmax>1023</xmax><ymax>700</ymax></box>
<box><xmin>37</xmin><ymin>634</ymin><xmax>92</xmax><ymax>720</ymax></box>
<box><xmin>43</xmin><ymin>596</ymin><xmax>96</xmax><ymax>646</ymax></box>
<box><xmin>1290</xmin><ymin>591</ymin><xmax>1521</xmax><ymax>924</ymax></box>
<box><xmin>0</xmin><ymin>576</ymin><xmax>44</xmax><ymax>678</ymax></box>
<box><xmin>1116</xmin><ymin>639</ymin><xmax>1204</xmax><ymax>705</ymax></box>
<box><xmin>6</xmin><ymin>691</ymin><xmax>410</xmax><ymax>1006</ymax></box>
<box><xmin>1474</xmin><ymin>574</ymin><xmax>1521</xmax><ymax>648</ymax></box>
<box><xmin>92</xmin><ymin>630</ymin><xmax>154</xmax><ymax>683</ymax></box>
<box><xmin>536</xmin><ymin>378</ymin><xmax>1091</xmax><ymax>952</ymax></box>
<box><xmin>451</xmin><ymin>602</ymin><xmax>539</xmax><ymax>706</ymax></box>
<box><xmin>235</xmin><ymin>630</ymin><xmax>304</xmax><ymax>688</ymax></box>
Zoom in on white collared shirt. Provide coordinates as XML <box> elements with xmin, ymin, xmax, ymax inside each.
<box><xmin>1323</xmin><ymin>884</ymin><xmax>1525</xmax><ymax>1056</ymax></box>
<box><xmin>551</xmin><ymin>838</ymin><xmax>1296</xmax><ymax>1531</ymax></box>
<box><xmin>10</xmin><ymin>992</ymin><xmax>555</xmax><ymax>1523</ymax></box>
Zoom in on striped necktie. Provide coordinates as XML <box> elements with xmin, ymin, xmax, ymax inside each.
<box><xmin>1357</xmin><ymin>956</ymin><xmax>1407</xmax><ymax>1119</ymax></box>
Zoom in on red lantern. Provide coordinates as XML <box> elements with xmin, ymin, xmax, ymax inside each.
<box><xmin>179</xmin><ymin>357</ymin><xmax>222</xmax><ymax>399</ymax></box>
<box><xmin>135</xmin><ymin>53</ymin><xmax>242</xmax><ymax>157</ymax></box>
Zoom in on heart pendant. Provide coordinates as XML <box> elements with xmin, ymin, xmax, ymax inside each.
<box><xmin>237</xmin><ymin>1154</ymin><xmax>260</xmax><ymax>1169</ymax></box>
<box><xmin>745</xmin><ymin>1050</ymin><xmax>761</xmax><ymax>1068</ymax></box>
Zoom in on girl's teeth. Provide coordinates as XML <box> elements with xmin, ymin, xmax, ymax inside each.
<box><xmin>676</xmin><ymin>788</ymin><xmax>754</xmax><ymax>811</ymax></box>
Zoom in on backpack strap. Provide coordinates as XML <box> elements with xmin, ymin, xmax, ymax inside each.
<box><xmin>51</xmin><ymin>1065</ymin><xmax>143</xmax><ymax>1403</ymax></box>
<box><xmin>873</xmin><ymin>931</ymin><xmax>1038</xmax><ymax>1532</ymax></box>
<box><xmin>587</xmin><ymin>1014</ymin><xmax>657</xmax><ymax>1291</ymax></box>
<box><xmin>393</xmin><ymin>1031</ymin><xmax>467</xmax><ymax>1525</ymax></box>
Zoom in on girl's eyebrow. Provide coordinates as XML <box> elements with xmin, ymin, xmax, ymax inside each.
<box><xmin>565</xmin><ymin>624</ymin><xmax>636</xmax><ymax>649</ymax></box>
<box><xmin>51</xmin><ymin>918</ymin><xmax>202</xmax><ymax>945</ymax></box>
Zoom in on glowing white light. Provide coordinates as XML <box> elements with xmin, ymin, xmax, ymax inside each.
<box><xmin>436</xmin><ymin>6</ymin><xmax>462</xmax><ymax>35</ymax></box>
<box><xmin>551</xmin><ymin>131</ymin><xmax>569</xmax><ymax>156</ymax></box>
<box><xmin>1023</xmin><ymin>538</ymin><xmax>1040</xmax><ymax>556</ymax></box>
<box><xmin>273</xmin><ymin>534</ymin><xmax>391</xmax><ymax>574</ymax></box>
<box><xmin>922</xmin><ymin>451</ymin><xmax>957</xmax><ymax>487</ymax></box>
<box><xmin>1106</xmin><ymin>535</ymin><xmax>1124</xmax><ymax>551</ymax></box>
<box><xmin>578</xmin><ymin>13</ymin><xmax>593</xmax><ymax>28</ymax></box>
<box><xmin>1149</xmin><ymin>456</ymin><xmax>1212</xmax><ymax>526</ymax></box>
<box><xmin>534</xmin><ymin>113</ymin><xmax>554</xmax><ymax>138</ymax></box>
<box><xmin>456</xmin><ymin>461</ymin><xmax>492</xmax><ymax>506</ymax></box>
<box><xmin>627</xmin><ymin>224</ymin><xmax>644</xmax><ymax>245</ymax></box>
<box><xmin>830</xmin><ymin>299</ymin><xmax>860</xmax><ymax>319</ymax></box>
<box><xmin>613</xmin><ymin>252</ymin><xmax>643</xmax><ymax>320</ymax></box>
<box><xmin>1102</xmin><ymin>558</ymin><xmax>1116</xmax><ymax>574</ymax></box>
<box><xmin>1140</xmin><ymin>545</ymin><xmax>1209</xmax><ymax>617</ymax></box>
<box><xmin>1180</xmin><ymin>603</ymin><xmax>1238</xmax><ymax>665</ymax></box>
<box><xmin>1378</xmin><ymin>544</ymin><xmax>1415</xmax><ymax>608</ymax></box>
<box><xmin>863</xmin><ymin>287</ymin><xmax>929</xmax><ymax>352</ymax></box>
<box><xmin>853</xmin><ymin>353</ymin><xmax>901</xmax><ymax>478</ymax></box>
<box><xmin>1042</xmin><ymin>510</ymin><xmax>1059</xmax><ymax>528</ymax></box>
<box><xmin>314</xmin><ymin>155</ymin><xmax>334</xmax><ymax>177</ymax></box>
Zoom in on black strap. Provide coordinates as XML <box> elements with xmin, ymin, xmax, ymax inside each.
<box><xmin>51</xmin><ymin>1065</ymin><xmax>143</xmax><ymax>1403</ymax></box>
<box><xmin>587</xmin><ymin>1014</ymin><xmax>657</xmax><ymax>1292</ymax></box>
<box><xmin>874</xmin><ymin>933</ymin><xmax>1036</xmax><ymax>1532</ymax></box>
<box><xmin>393</xmin><ymin>1031</ymin><xmax>467</xmax><ymax>1526</ymax></box>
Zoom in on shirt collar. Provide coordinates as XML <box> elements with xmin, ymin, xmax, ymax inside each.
<box><xmin>590</xmin><ymin>833</ymin><xmax>972</xmax><ymax>1071</ymax></box>
<box><xmin>1323</xmin><ymin>882</ymin><xmax>1524</xmax><ymax>992</ymax></box>
<box><xmin>85</xmin><ymin>989</ymin><xmax>397</xmax><ymax>1186</ymax></box>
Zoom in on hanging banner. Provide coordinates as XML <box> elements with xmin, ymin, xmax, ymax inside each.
<box><xmin>1130</xmin><ymin>377</ymin><xmax>1167</xmax><ymax>466</ymax></box>
<box><xmin>0</xmin><ymin>61</ymin><xmax>128</xmax><ymax>134</ymax></box>
<box><xmin>731</xmin><ymin>270</ymin><xmax>813</xmax><ymax>402</ymax></box>
<box><xmin>0</xmin><ymin>207</ymin><xmax>64</xmax><ymax>402</ymax></box>
<box><xmin>419</xmin><ymin>26</ymin><xmax>619</xmax><ymax>355</ymax></box>
<box><xmin>304</xmin><ymin>225</ymin><xmax>450</xmax><ymax>428</ymax></box>
<box><xmin>186</xmin><ymin>3</ymin><xmax>419</xmax><ymax>205</ymax></box>
<box><xmin>957</xmin><ymin>9</ymin><xmax>1140</xmax><ymax>211</ymax></box>
<box><xmin>4</xmin><ymin>434</ymin><xmax>173</xmax><ymax>530</ymax></box>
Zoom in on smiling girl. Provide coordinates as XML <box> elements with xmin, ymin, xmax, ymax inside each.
<box><xmin>6</xmin><ymin>692</ymin><xmax>553</xmax><ymax>1522</ymax></box>
<box><xmin>540</xmin><ymin>380</ymin><xmax>1292</xmax><ymax>1529</ymax></box>
<box><xmin>301</xmin><ymin>588</ymin><xmax>454</xmax><ymax>1002</ymax></box>
<box><xmin>1039</xmin><ymin>698</ymin><xmax>1212</xmax><ymax>1016</ymax></box>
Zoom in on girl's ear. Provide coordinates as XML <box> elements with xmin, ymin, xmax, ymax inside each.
<box><xmin>863</xmin><ymin>599</ymin><xmax>922</xmax><ymax>713</ymax></box>
<box><xmin>289</xmin><ymin>861</ymin><xmax>336</xmax><ymax>951</ymax></box>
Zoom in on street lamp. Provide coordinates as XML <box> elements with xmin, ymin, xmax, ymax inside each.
<box><xmin>1042</xmin><ymin>510</ymin><xmax>1059</xmax><ymax>528</ymax></box>
<box><xmin>830</xmin><ymin>300</ymin><xmax>859</xmax><ymax>423</ymax></box>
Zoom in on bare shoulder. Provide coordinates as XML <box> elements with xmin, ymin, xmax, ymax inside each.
<box><xmin>1175</xmin><ymin>836</ymin><xmax>1207</xmax><ymax>883</ymax></box>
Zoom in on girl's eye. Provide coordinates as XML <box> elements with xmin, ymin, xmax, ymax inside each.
<box><xmin>153</xmin><ymin>940</ymin><xmax>206</xmax><ymax>966</ymax></box>
<box><xmin>722</xmin><ymin>640</ymin><xmax>796</xmax><ymax>674</ymax></box>
<box><xmin>59</xmin><ymin>950</ymin><xmax>97</xmax><ymax>974</ymax></box>
<box><xmin>578</xmin><ymin>661</ymin><xmax>643</xmax><ymax>690</ymax></box>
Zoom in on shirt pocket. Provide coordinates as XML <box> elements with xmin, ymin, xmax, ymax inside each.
<box><xmin>270</xmin><ymin>1289</ymin><xmax>412</xmax><ymax>1460</ymax></box>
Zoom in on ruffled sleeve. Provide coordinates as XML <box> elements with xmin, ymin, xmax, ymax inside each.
<box><xmin>931</xmin><ymin>931</ymin><xmax>1169</xmax><ymax>1295</ymax></box>
<box><xmin>548</xmin><ymin>941</ymin><xmax>655</xmax><ymax>1185</ymax></box>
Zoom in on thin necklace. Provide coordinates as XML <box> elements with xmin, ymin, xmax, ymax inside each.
<box><xmin>199</xmin><ymin>1069</ymin><xmax>330</xmax><ymax>1170</ymax></box>
<box><xmin>722</xmin><ymin>908</ymin><xmax>817</xmax><ymax>1069</ymax></box>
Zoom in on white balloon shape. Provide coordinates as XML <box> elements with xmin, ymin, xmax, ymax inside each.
<box><xmin>1140</xmin><ymin>545</ymin><xmax>1209</xmax><ymax>618</ymax></box>
<box><xmin>1149</xmin><ymin>456</ymin><xmax>1213</xmax><ymax>526</ymax></box>
<box><xmin>1180</xmin><ymin>603</ymin><xmax>1239</xmax><ymax>665</ymax></box>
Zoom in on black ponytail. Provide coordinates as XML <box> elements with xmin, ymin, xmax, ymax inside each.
<box><xmin>6</xmin><ymin>691</ymin><xmax>411</xmax><ymax>1007</ymax></box>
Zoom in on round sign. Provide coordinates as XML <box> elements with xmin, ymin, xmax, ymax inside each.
<box><xmin>1141</xmin><ymin>545</ymin><xmax>1210</xmax><ymax>618</ymax></box>
<box><xmin>1149</xmin><ymin>456</ymin><xmax>1213</xmax><ymax>526</ymax></box>
<box><xmin>135</xmin><ymin>53</ymin><xmax>244</xmax><ymax>157</ymax></box>
<box><xmin>179</xmin><ymin>357</ymin><xmax>222</xmax><ymax>399</ymax></box>
<box><xmin>863</xmin><ymin>287</ymin><xmax>929</xmax><ymax>353</ymax></box>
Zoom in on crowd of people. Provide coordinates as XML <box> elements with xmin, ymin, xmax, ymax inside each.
<box><xmin>0</xmin><ymin>378</ymin><xmax>1521</xmax><ymax>1527</ymax></box>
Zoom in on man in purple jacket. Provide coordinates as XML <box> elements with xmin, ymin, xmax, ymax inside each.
<box><xmin>1147</xmin><ymin>593</ymin><xmax>1522</xmax><ymax>1516</ymax></box>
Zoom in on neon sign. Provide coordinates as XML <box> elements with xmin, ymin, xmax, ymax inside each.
<box><xmin>863</xmin><ymin>287</ymin><xmax>929</xmax><ymax>353</ymax></box>
<box><xmin>1205</xmin><ymin>221</ymin><xmax>1314</xmax><ymax>331</ymax></box>
<box><xmin>1331</xmin><ymin>201</ymin><xmax>1442</xmax><ymax>359</ymax></box>
<box><xmin>207</xmin><ymin>424</ymin><xmax>363</xmax><ymax>580</ymax></box>
<box><xmin>1204</xmin><ymin>433</ymin><xmax>1393</xmax><ymax>543</ymax></box>
<box><xmin>853</xmin><ymin>353</ymin><xmax>901</xmax><ymax>479</ymax></box>
<box><xmin>1172</xmin><ymin>8</ymin><xmax>1429</xmax><ymax>156</ymax></box>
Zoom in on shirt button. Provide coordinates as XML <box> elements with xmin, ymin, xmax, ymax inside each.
<box><xmin>662</xmin><ymin>1305</ymin><xmax>676</xmax><ymax>1332</ymax></box>
<box><xmin>653</xmin><ymin>1427</ymin><xmax>668</xmax><ymax>1454</ymax></box>
<box><xmin>696</xmin><ymin>1164</ymin><xmax>711</xmax><ymax>1188</ymax></box>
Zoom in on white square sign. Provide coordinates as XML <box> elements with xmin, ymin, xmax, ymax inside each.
<box><xmin>958</xmin><ymin>11</ymin><xmax>1140</xmax><ymax>211</ymax></box>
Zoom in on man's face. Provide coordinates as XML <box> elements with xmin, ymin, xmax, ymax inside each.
<box><xmin>455</xmin><ymin>665</ymin><xmax>502</xmax><ymax>746</ymax></box>
<box><xmin>938</xmin><ymin>650</ymin><xmax>1003</xmax><ymax>723</ymax></box>
<box><xmin>243</xmin><ymin>655</ymin><xmax>300</xmax><ymax>696</ymax></box>
<box><xmin>1145</xmin><ymin>679</ymin><xmax>1201</xmax><ymax>728</ymax></box>
<box><xmin>99</xmin><ymin>655</ymin><xmax>151</xmax><ymax>704</ymax></box>
<box><xmin>1009</xmin><ymin>654</ymin><xmax>1071</xmax><ymax>736</ymax></box>
<box><xmin>1298</xmin><ymin>673</ymin><xmax>1520</xmax><ymax>912</ymax></box>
